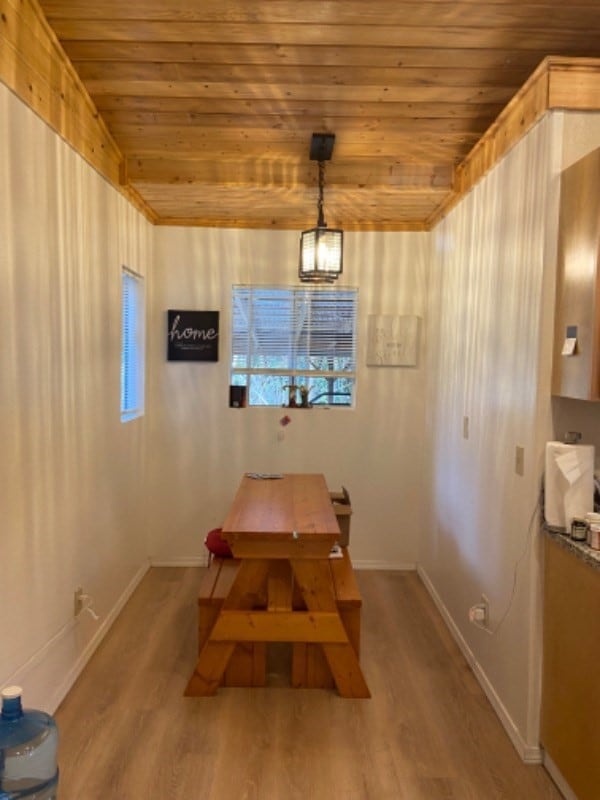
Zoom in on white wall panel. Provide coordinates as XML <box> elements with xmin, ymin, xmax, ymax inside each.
<box><xmin>0</xmin><ymin>85</ymin><xmax>152</xmax><ymax>710</ymax></box>
<box><xmin>422</xmin><ymin>113</ymin><xmax>568</xmax><ymax>753</ymax></box>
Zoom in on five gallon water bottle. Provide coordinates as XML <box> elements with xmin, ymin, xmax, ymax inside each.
<box><xmin>0</xmin><ymin>686</ymin><xmax>59</xmax><ymax>799</ymax></box>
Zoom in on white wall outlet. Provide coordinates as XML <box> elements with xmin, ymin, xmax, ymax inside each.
<box><xmin>469</xmin><ymin>594</ymin><xmax>489</xmax><ymax>627</ymax></box>
<box><xmin>480</xmin><ymin>594</ymin><xmax>489</xmax><ymax>625</ymax></box>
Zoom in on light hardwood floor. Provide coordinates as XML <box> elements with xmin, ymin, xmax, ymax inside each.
<box><xmin>55</xmin><ymin>567</ymin><xmax>562</xmax><ymax>800</ymax></box>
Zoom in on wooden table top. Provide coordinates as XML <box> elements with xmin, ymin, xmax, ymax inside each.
<box><xmin>222</xmin><ymin>473</ymin><xmax>339</xmax><ymax>540</ymax></box>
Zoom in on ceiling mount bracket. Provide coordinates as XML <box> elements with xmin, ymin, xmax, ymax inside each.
<box><xmin>309</xmin><ymin>133</ymin><xmax>335</xmax><ymax>162</ymax></box>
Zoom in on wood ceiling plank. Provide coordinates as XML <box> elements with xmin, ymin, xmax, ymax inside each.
<box><xmin>153</xmin><ymin>215</ymin><xmax>428</xmax><ymax>232</ymax></box>
<box><xmin>93</xmin><ymin>96</ymin><xmax>505</xmax><ymax>120</ymax></box>
<box><xmin>119</xmin><ymin>136</ymin><xmax>474</xmax><ymax>163</ymax></box>
<box><xmin>73</xmin><ymin>62</ymin><xmax>531</xmax><ymax>90</ymax></box>
<box><xmin>111</xmin><ymin>124</ymin><xmax>481</xmax><ymax>148</ymax></box>
<box><xmin>81</xmin><ymin>80</ymin><xmax>517</xmax><ymax>105</ymax></box>
<box><xmin>104</xmin><ymin>113</ymin><xmax>489</xmax><ymax>137</ymax></box>
<box><xmin>126</xmin><ymin>158</ymin><xmax>454</xmax><ymax>190</ymax></box>
<box><xmin>39</xmin><ymin>0</ymin><xmax>600</xmax><ymax>30</ymax></box>
<box><xmin>140</xmin><ymin>196</ymin><xmax>440</xmax><ymax>226</ymax></box>
<box><xmin>134</xmin><ymin>184</ymin><xmax>448</xmax><ymax>203</ymax></box>
<box><xmin>43</xmin><ymin>20</ymin><xmax>600</xmax><ymax>53</ymax></box>
<box><xmin>62</xmin><ymin>42</ymin><xmax>560</xmax><ymax>71</ymax></box>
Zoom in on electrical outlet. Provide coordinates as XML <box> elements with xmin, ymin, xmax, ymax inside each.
<box><xmin>481</xmin><ymin>594</ymin><xmax>489</xmax><ymax>625</ymax></box>
<box><xmin>469</xmin><ymin>594</ymin><xmax>490</xmax><ymax>626</ymax></box>
<box><xmin>74</xmin><ymin>587</ymin><xmax>83</xmax><ymax>617</ymax></box>
<box><xmin>515</xmin><ymin>446</ymin><xmax>525</xmax><ymax>476</ymax></box>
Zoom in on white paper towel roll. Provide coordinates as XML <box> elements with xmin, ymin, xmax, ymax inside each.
<box><xmin>544</xmin><ymin>442</ymin><xmax>595</xmax><ymax>532</ymax></box>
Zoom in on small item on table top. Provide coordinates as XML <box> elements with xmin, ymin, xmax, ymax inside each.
<box><xmin>329</xmin><ymin>544</ymin><xmax>343</xmax><ymax>559</ymax></box>
<box><xmin>245</xmin><ymin>472</ymin><xmax>283</xmax><ymax>480</ymax></box>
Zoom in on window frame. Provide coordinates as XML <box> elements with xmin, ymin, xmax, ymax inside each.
<box><xmin>120</xmin><ymin>266</ymin><xmax>145</xmax><ymax>422</ymax></box>
<box><xmin>230</xmin><ymin>284</ymin><xmax>358</xmax><ymax>408</ymax></box>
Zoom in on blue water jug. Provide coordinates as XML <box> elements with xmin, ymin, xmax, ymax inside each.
<box><xmin>0</xmin><ymin>686</ymin><xmax>59</xmax><ymax>799</ymax></box>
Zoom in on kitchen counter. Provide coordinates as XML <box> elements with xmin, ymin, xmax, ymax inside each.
<box><xmin>543</xmin><ymin>527</ymin><xmax>600</xmax><ymax>570</ymax></box>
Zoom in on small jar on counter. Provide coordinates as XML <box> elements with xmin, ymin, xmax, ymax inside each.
<box><xmin>571</xmin><ymin>517</ymin><xmax>588</xmax><ymax>542</ymax></box>
<box><xmin>585</xmin><ymin>513</ymin><xmax>600</xmax><ymax>548</ymax></box>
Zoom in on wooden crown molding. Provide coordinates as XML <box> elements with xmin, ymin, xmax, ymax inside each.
<box><xmin>427</xmin><ymin>56</ymin><xmax>600</xmax><ymax>228</ymax></box>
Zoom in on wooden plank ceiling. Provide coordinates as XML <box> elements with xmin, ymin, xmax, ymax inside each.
<box><xmin>36</xmin><ymin>0</ymin><xmax>600</xmax><ymax>230</ymax></box>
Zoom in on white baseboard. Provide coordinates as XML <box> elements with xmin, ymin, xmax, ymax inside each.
<box><xmin>352</xmin><ymin>559</ymin><xmax>416</xmax><ymax>571</ymax></box>
<box><xmin>6</xmin><ymin>561</ymin><xmax>150</xmax><ymax>714</ymax></box>
<box><xmin>543</xmin><ymin>752</ymin><xmax>577</xmax><ymax>800</ymax></box>
<box><xmin>417</xmin><ymin>565</ymin><xmax>543</xmax><ymax>765</ymax></box>
<box><xmin>149</xmin><ymin>556</ymin><xmax>412</xmax><ymax>570</ymax></box>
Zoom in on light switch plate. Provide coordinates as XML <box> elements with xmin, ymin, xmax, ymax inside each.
<box><xmin>515</xmin><ymin>446</ymin><xmax>525</xmax><ymax>476</ymax></box>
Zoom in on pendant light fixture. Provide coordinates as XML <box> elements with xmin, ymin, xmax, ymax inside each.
<box><xmin>298</xmin><ymin>133</ymin><xmax>343</xmax><ymax>283</ymax></box>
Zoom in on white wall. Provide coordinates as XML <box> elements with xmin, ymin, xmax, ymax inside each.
<box><xmin>146</xmin><ymin>227</ymin><xmax>431</xmax><ymax>569</ymax></box>
<box><xmin>421</xmin><ymin>110</ymin><xmax>600</xmax><ymax>759</ymax></box>
<box><xmin>0</xmin><ymin>85</ymin><xmax>153</xmax><ymax>711</ymax></box>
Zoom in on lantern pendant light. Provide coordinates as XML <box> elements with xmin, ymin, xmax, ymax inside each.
<box><xmin>298</xmin><ymin>133</ymin><xmax>343</xmax><ymax>283</ymax></box>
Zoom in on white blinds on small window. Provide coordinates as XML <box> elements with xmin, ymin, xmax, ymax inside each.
<box><xmin>120</xmin><ymin>268</ymin><xmax>144</xmax><ymax>421</ymax></box>
<box><xmin>231</xmin><ymin>285</ymin><xmax>357</xmax><ymax>381</ymax></box>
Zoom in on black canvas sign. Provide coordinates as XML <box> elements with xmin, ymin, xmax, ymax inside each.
<box><xmin>167</xmin><ymin>310</ymin><xmax>219</xmax><ymax>361</ymax></box>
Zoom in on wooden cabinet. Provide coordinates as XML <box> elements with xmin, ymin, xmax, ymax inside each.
<box><xmin>552</xmin><ymin>147</ymin><xmax>600</xmax><ymax>401</ymax></box>
<box><xmin>541</xmin><ymin>535</ymin><xmax>600</xmax><ymax>800</ymax></box>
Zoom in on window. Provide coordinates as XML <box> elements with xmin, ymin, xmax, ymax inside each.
<box><xmin>231</xmin><ymin>285</ymin><xmax>357</xmax><ymax>407</ymax></box>
<box><xmin>120</xmin><ymin>267</ymin><xmax>145</xmax><ymax>422</ymax></box>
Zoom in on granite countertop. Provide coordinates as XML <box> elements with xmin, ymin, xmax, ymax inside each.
<box><xmin>543</xmin><ymin>527</ymin><xmax>600</xmax><ymax>570</ymax></box>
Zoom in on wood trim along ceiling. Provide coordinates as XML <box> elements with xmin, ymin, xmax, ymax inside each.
<box><xmin>2</xmin><ymin>0</ymin><xmax>600</xmax><ymax>230</ymax></box>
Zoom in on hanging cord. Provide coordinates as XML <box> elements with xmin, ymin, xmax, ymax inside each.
<box><xmin>317</xmin><ymin>160</ymin><xmax>326</xmax><ymax>227</ymax></box>
<box><xmin>471</xmin><ymin>485</ymin><xmax>542</xmax><ymax>636</ymax></box>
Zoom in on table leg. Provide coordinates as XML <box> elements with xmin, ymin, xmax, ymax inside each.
<box><xmin>291</xmin><ymin>559</ymin><xmax>370</xmax><ymax>699</ymax></box>
<box><xmin>185</xmin><ymin>559</ymin><xmax>270</xmax><ymax>696</ymax></box>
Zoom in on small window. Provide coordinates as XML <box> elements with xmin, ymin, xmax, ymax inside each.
<box><xmin>120</xmin><ymin>267</ymin><xmax>145</xmax><ymax>422</ymax></box>
<box><xmin>231</xmin><ymin>285</ymin><xmax>357</xmax><ymax>407</ymax></box>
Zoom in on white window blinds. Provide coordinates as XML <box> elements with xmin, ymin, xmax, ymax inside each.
<box><xmin>231</xmin><ymin>285</ymin><xmax>357</xmax><ymax>407</ymax></box>
<box><xmin>120</xmin><ymin>268</ymin><xmax>145</xmax><ymax>421</ymax></box>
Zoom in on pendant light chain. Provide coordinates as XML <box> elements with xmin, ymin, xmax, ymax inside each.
<box><xmin>317</xmin><ymin>160</ymin><xmax>326</xmax><ymax>228</ymax></box>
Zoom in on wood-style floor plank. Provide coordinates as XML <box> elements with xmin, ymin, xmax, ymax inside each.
<box><xmin>55</xmin><ymin>567</ymin><xmax>562</xmax><ymax>800</ymax></box>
